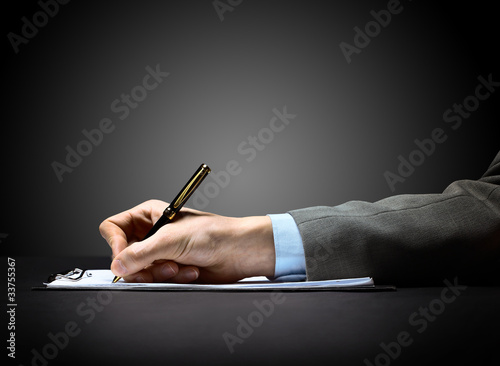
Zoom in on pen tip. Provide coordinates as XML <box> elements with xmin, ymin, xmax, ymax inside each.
<box><xmin>112</xmin><ymin>276</ymin><xmax>121</xmax><ymax>283</ymax></box>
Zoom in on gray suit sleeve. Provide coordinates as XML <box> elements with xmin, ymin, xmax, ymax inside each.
<box><xmin>289</xmin><ymin>150</ymin><xmax>500</xmax><ymax>285</ymax></box>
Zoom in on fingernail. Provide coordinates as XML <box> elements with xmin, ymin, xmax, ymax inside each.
<box><xmin>114</xmin><ymin>259</ymin><xmax>128</xmax><ymax>276</ymax></box>
<box><xmin>161</xmin><ymin>263</ymin><xmax>175</xmax><ymax>277</ymax></box>
<box><xmin>135</xmin><ymin>276</ymin><xmax>145</xmax><ymax>283</ymax></box>
<box><xmin>185</xmin><ymin>268</ymin><xmax>198</xmax><ymax>281</ymax></box>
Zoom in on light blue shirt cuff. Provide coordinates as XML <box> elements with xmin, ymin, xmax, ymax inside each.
<box><xmin>267</xmin><ymin>213</ymin><xmax>307</xmax><ymax>281</ymax></box>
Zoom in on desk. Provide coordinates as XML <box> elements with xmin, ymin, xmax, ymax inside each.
<box><xmin>4</xmin><ymin>256</ymin><xmax>499</xmax><ymax>366</ymax></box>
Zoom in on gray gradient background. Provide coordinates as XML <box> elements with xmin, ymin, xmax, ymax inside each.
<box><xmin>2</xmin><ymin>0</ymin><xmax>499</xmax><ymax>257</ymax></box>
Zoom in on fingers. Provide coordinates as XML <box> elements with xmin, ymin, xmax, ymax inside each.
<box><xmin>104</xmin><ymin>202</ymin><xmax>213</xmax><ymax>283</ymax></box>
<box><xmin>122</xmin><ymin>261</ymin><xmax>178</xmax><ymax>283</ymax></box>
<box><xmin>99</xmin><ymin>199</ymin><xmax>168</xmax><ymax>258</ymax></box>
<box><xmin>99</xmin><ymin>220</ymin><xmax>129</xmax><ymax>259</ymax></box>
<box><xmin>111</xmin><ymin>222</ymin><xmax>190</xmax><ymax>277</ymax></box>
<box><xmin>111</xmin><ymin>235</ymin><xmax>165</xmax><ymax>278</ymax></box>
<box><xmin>121</xmin><ymin>261</ymin><xmax>200</xmax><ymax>283</ymax></box>
<box><xmin>166</xmin><ymin>265</ymin><xmax>200</xmax><ymax>283</ymax></box>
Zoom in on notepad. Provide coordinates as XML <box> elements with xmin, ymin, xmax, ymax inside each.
<box><xmin>36</xmin><ymin>268</ymin><xmax>387</xmax><ymax>291</ymax></box>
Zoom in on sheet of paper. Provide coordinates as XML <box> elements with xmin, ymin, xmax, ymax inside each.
<box><xmin>42</xmin><ymin>269</ymin><xmax>375</xmax><ymax>291</ymax></box>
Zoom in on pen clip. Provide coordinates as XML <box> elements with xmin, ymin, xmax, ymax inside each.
<box><xmin>167</xmin><ymin>164</ymin><xmax>211</xmax><ymax>218</ymax></box>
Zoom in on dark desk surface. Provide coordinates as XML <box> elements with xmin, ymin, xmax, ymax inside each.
<box><xmin>4</xmin><ymin>256</ymin><xmax>499</xmax><ymax>366</ymax></box>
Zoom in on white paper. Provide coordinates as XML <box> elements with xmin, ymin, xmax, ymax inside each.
<box><xmin>43</xmin><ymin>269</ymin><xmax>374</xmax><ymax>290</ymax></box>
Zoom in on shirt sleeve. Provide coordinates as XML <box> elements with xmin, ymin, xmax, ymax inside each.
<box><xmin>267</xmin><ymin>213</ymin><xmax>307</xmax><ymax>281</ymax></box>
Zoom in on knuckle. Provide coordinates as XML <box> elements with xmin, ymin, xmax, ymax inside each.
<box><xmin>146</xmin><ymin>199</ymin><xmax>162</xmax><ymax>206</ymax></box>
<box><xmin>98</xmin><ymin>221</ymin><xmax>108</xmax><ymax>236</ymax></box>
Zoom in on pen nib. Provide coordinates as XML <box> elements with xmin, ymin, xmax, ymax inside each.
<box><xmin>112</xmin><ymin>276</ymin><xmax>121</xmax><ymax>283</ymax></box>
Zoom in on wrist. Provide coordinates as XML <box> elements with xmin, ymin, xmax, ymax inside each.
<box><xmin>227</xmin><ymin>216</ymin><xmax>276</xmax><ymax>278</ymax></box>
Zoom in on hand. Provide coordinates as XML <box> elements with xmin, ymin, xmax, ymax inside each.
<box><xmin>99</xmin><ymin>200</ymin><xmax>275</xmax><ymax>283</ymax></box>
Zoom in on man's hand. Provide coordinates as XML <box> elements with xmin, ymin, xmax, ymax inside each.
<box><xmin>99</xmin><ymin>199</ymin><xmax>275</xmax><ymax>283</ymax></box>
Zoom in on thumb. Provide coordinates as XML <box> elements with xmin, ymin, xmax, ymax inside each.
<box><xmin>111</xmin><ymin>234</ymin><xmax>168</xmax><ymax>277</ymax></box>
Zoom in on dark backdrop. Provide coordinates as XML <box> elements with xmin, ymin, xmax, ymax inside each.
<box><xmin>2</xmin><ymin>0</ymin><xmax>499</xmax><ymax>257</ymax></box>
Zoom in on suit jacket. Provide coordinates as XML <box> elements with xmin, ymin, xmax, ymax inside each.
<box><xmin>289</xmin><ymin>150</ymin><xmax>500</xmax><ymax>285</ymax></box>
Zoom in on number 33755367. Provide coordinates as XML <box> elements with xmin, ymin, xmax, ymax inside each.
<box><xmin>7</xmin><ymin>257</ymin><xmax>15</xmax><ymax>302</ymax></box>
